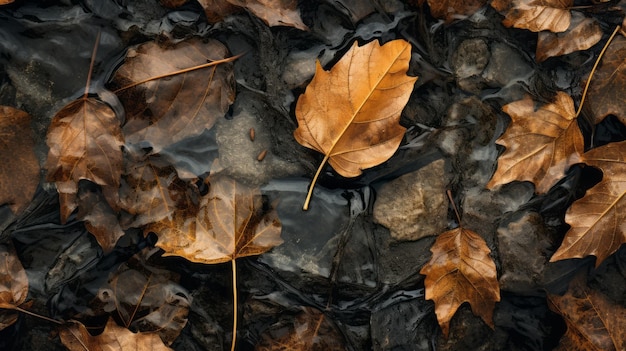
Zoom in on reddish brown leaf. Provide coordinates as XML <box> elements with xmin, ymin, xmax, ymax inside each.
<box><xmin>45</xmin><ymin>97</ymin><xmax>124</xmax><ymax>223</ymax></box>
<box><xmin>420</xmin><ymin>227</ymin><xmax>500</xmax><ymax>337</ymax></box>
<box><xmin>76</xmin><ymin>187</ymin><xmax>125</xmax><ymax>252</ymax></box>
<box><xmin>147</xmin><ymin>171</ymin><xmax>282</xmax><ymax>264</ymax></box>
<box><xmin>0</xmin><ymin>244</ymin><xmax>28</xmax><ymax>330</ymax></box>
<box><xmin>0</xmin><ymin>106</ymin><xmax>39</xmax><ymax>215</ymax></box>
<box><xmin>110</xmin><ymin>38</ymin><xmax>235</xmax><ymax>153</ymax></box>
<box><xmin>550</xmin><ymin>140</ymin><xmax>626</xmax><ymax>267</ymax></box>
<box><xmin>548</xmin><ymin>272</ymin><xmax>626</xmax><ymax>351</ymax></box>
<box><xmin>427</xmin><ymin>0</ymin><xmax>488</xmax><ymax>24</ymax></box>
<box><xmin>491</xmin><ymin>0</ymin><xmax>572</xmax><ymax>33</ymax></box>
<box><xmin>60</xmin><ymin>318</ymin><xmax>172</xmax><ymax>351</ymax></box>
<box><xmin>255</xmin><ymin>307</ymin><xmax>346</xmax><ymax>351</ymax></box>
<box><xmin>486</xmin><ymin>92</ymin><xmax>584</xmax><ymax>194</ymax></box>
<box><xmin>584</xmin><ymin>33</ymin><xmax>626</xmax><ymax>125</ymax></box>
<box><xmin>536</xmin><ymin>12</ymin><xmax>602</xmax><ymax>62</ymax></box>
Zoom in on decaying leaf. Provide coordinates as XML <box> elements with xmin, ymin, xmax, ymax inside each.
<box><xmin>45</xmin><ymin>96</ymin><xmax>124</xmax><ymax>223</ymax></box>
<box><xmin>198</xmin><ymin>0</ymin><xmax>307</xmax><ymax>30</ymax></box>
<box><xmin>550</xmin><ymin>140</ymin><xmax>626</xmax><ymax>267</ymax></box>
<box><xmin>0</xmin><ymin>106</ymin><xmax>39</xmax><ymax>215</ymax></box>
<box><xmin>583</xmin><ymin>34</ymin><xmax>626</xmax><ymax>125</ymax></box>
<box><xmin>76</xmin><ymin>186</ymin><xmax>125</xmax><ymax>252</ymax></box>
<box><xmin>255</xmin><ymin>307</ymin><xmax>346</xmax><ymax>351</ymax></box>
<box><xmin>110</xmin><ymin>38</ymin><xmax>235</xmax><ymax>153</ymax></box>
<box><xmin>548</xmin><ymin>272</ymin><xmax>626</xmax><ymax>351</ymax></box>
<box><xmin>147</xmin><ymin>171</ymin><xmax>282</xmax><ymax>264</ymax></box>
<box><xmin>294</xmin><ymin>39</ymin><xmax>417</xmax><ymax>209</ymax></box>
<box><xmin>0</xmin><ymin>244</ymin><xmax>28</xmax><ymax>330</ymax></box>
<box><xmin>536</xmin><ymin>12</ymin><xmax>602</xmax><ymax>62</ymax></box>
<box><xmin>60</xmin><ymin>318</ymin><xmax>172</xmax><ymax>351</ymax></box>
<box><xmin>420</xmin><ymin>227</ymin><xmax>500</xmax><ymax>337</ymax></box>
<box><xmin>487</xmin><ymin>92</ymin><xmax>584</xmax><ymax>194</ymax></box>
<box><xmin>491</xmin><ymin>0</ymin><xmax>572</xmax><ymax>33</ymax></box>
<box><xmin>427</xmin><ymin>0</ymin><xmax>488</xmax><ymax>23</ymax></box>
<box><xmin>197</xmin><ymin>0</ymin><xmax>241</xmax><ymax>22</ymax></box>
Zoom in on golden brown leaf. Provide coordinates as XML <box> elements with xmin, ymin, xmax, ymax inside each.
<box><xmin>255</xmin><ymin>307</ymin><xmax>346</xmax><ymax>351</ymax></box>
<box><xmin>294</xmin><ymin>39</ymin><xmax>416</xmax><ymax>208</ymax></box>
<box><xmin>487</xmin><ymin>92</ymin><xmax>584</xmax><ymax>194</ymax></box>
<box><xmin>420</xmin><ymin>227</ymin><xmax>500</xmax><ymax>337</ymax></box>
<box><xmin>536</xmin><ymin>12</ymin><xmax>602</xmax><ymax>62</ymax></box>
<box><xmin>0</xmin><ymin>244</ymin><xmax>28</xmax><ymax>331</ymax></box>
<box><xmin>147</xmin><ymin>172</ymin><xmax>282</xmax><ymax>264</ymax></box>
<box><xmin>584</xmin><ymin>34</ymin><xmax>626</xmax><ymax>125</ymax></box>
<box><xmin>427</xmin><ymin>0</ymin><xmax>488</xmax><ymax>24</ymax></box>
<box><xmin>547</xmin><ymin>272</ymin><xmax>626</xmax><ymax>351</ymax></box>
<box><xmin>110</xmin><ymin>38</ymin><xmax>235</xmax><ymax>153</ymax></box>
<box><xmin>0</xmin><ymin>0</ymin><xmax>14</xmax><ymax>4</ymax></box>
<box><xmin>0</xmin><ymin>106</ymin><xmax>39</xmax><ymax>215</ymax></box>
<box><xmin>491</xmin><ymin>0</ymin><xmax>572</xmax><ymax>33</ymax></box>
<box><xmin>45</xmin><ymin>97</ymin><xmax>124</xmax><ymax>223</ymax></box>
<box><xmin>76</xmin><ymin>187</ymin><xmax>125</xmax><ymax>252</ymax></box>
<box><xmin>550</xmin><ymin>140</ymin><xmax>626</xmax><ymax>267</ymax></box>
<box><xmin>60</xmin><ymin>318</ymin><xmax>172</xmax><ymax>351</ymax></box>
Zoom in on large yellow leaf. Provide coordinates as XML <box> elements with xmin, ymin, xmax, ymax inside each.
<box><xmin>294</xmin><ymin>39</ymin><xmax>417</xmax><ymax>209</ymax></box>
<box><xmin>487</xmin><ymin>92</ymin><xmax>584</xmax><ymax>194</ymax></box>
<box><xmin>550</xmin><ymin>140</ymin><xmax>626</xmax><ymax>267</ymax></box>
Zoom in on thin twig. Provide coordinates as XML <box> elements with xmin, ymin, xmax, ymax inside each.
<box><xmin>446</xmin><ymin>190</ymin><xmax>461</xmax><ymax>225</ymax></box>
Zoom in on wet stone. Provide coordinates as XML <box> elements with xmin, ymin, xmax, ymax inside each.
<box><xmin>452</xmin><ymin>38</ymin><xmax>490</xmax><ymax>93</ymax></box>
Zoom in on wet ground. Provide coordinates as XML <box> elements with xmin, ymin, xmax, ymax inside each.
<box><xmin>1</xmin><ymin>0</ymin><xmax>625</xmax><ymax>350</ymax></box>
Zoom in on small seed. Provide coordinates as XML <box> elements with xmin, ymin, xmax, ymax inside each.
<box><xmin>249</xmin><ymin>127</ymin><xmax>255</xmax><ymax>141</ymax></box>
<box><xmin>257</xmin><ymin>149</ymin><xmax>267</xmax><ymax>161</ymax></box>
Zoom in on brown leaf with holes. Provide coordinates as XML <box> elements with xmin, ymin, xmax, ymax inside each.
<box><xmin>110</xmin><ymin>38</ymin><xmax>235</xmax><ymax>153</ymax></box>
<box><xmin>536</xmin><ymin>12</ymin><xmax>602</xmax><ymax>62</ymax></box>
<box><xmin>486</xmin><ymin>92</ymin><xmax>583</xmax><ymax>194</ymax></box>
<box><xmin>427</xmin><ymin>0</ymin><xmax>488</xmax><ymax>24</ymax></box>
<box><xmin>45</xmin><ymin>96</ymin><xmax>124</xmax><ymax>223</ymax></box>
<box><xmin>420</xmin><ymin>227</ymin><xmax>500</xmax><ymax>337</ymax></box>
<box><xmin>0</xmin><ymin>106</ymin><xmax>39</xmax><ymax>215</ymax></box>
<box><xmin>547</xmin><ymin>272</ymin><xmax>626</xmax><ymax>351</ymax></box>
<box><xmin>550</xmin><ymin>140</ymin><xmax>626</xmax><ymax>267</ymax></box>
<box><xmin>0</xmin><ymin>244</ymin><xmax>28</xmax><ymax>330</ymax></box>
<box><xmin>583</xmin><ymin>34</ymin><xmax>626</xmax><ymax>125</ymax></box>
<box><xmin>60</xmin><ymin>318</ymin><xmax>172</xmax><ymax>351</ymax></box>
<box><xmin>147</xmin><ymin>170</ymin><xmax>282</xmax><ymax>264</ymax></box>
<box><xmin>198</xmin><ymin>0</ymin><xmax>307</xmax><ymax>30</ymax></box>
<box><xmin>491</xmin><ymin>0</ymin><xmax>572</xmax><ymax>32</ymax></box>
<box><xmin>255</xmin><ymin>307</ymin><xmax>346</xmax><ymax>351</ymax></box>
<box><xmin>76</xmin><ymin>186</ymin><xmax>125</xmax><ymax>252</ymax></box>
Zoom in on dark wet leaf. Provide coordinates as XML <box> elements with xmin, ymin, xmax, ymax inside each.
<box><xmin>427</xmin><ymin>0</ymin><xmax>488</xmax><ymax>24</ymax></box>
<box><xmin>0</xmin><ymin>244</ymin><xmax>28</xmax><ymax>330</ymax></box>
<box><xmin>536</xmin><ymin>12</ymin><xmax>602</xmax><ymax>62</ymax></box>
<box><xmin>420</xmin><ymin>227</ymin><xmax>500</xmax><ymax>337</ymax></box>
<box><xmin>491</xmin><ymin>0</ymin><xmax>572</xmax><ymax>32</ymax></box>
<box><xmin>0</xmin><ymin>106</ymin><xmax>39</xmax><ymax>215</ymax></box>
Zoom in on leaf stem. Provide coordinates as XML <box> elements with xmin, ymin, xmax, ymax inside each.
<box><xmin>83</xmin><ymin>31</ymin><xmax>101</xmax><ymax>98</ymax></box>
<box><xmin>446</xmin><ymin>190</ymin><xmax>462</xmax><ymax>225</ymax></box>
<box><xmin>12</xmin><ymin>306</ymin><xmax>63</xmax><ymax>325</ymax></box>
<box><xmin>303</xmin><ymin>154</ymin><xmax>330</xmax><ymax>210</ymax></box>
<box><xmin>230</xmin><ymin>259</ymin><xmax>238</xmax><ymax>351</ymax></box>
<box><xmin>576</xmin><ymin>25</ymin><xmax>620</xmax><ymax>118</ymax></box>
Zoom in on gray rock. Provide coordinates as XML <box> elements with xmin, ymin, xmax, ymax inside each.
<box><xmin>452</xmin><ymin>38</ymin><xmax>490</xmax><ymax>93</ymax></box>
<box><xmin>373</xmin><ymin>158</ymin><xmax>449</xmax><ymax>241</ymax></box>
<box><xmin>281</xmin><ymin>47</ymin><xmax>320</xmax><ymax>90</ymax></box>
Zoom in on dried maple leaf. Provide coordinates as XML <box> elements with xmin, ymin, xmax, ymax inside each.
<box><xmin>584</xmin><ymin>34</ymin><xmax>626</xmax><ymax>125</ymax></box>
<box><xmin>76</xmin><ymin>186</ymin><xmax>125</xmax><ymax>252</ymax></box>
<box><xmin>486</xmin><ymin>92</ymin><xmax>584</xmax><ymax>194</ymax></box>
<box><xmin>110</xmin><ymin>38</ymin><xmax>235</xmax><ymax>154</ymax></box>
<box><xmin>198</xmin><ymin>0</ymin><xmax>307</xmax><ymax>30</ymax></box>
<box><xmin>60</xmin><ymin>318</ymin><xmax>172</xmax><ymax>351</ymax></box>
<box><xmin>420</xmin><ymin>227</ymin><xmax>500</xmax><ymax>337</ymax></box>
<box><xmin>550</xmin><ymin>140</ymin><xmax>626</xmax><ymax>267</ymax></box>
<box><xmin>45</xmin><ymin>96</ymin><xmax>124</xmax><ymax>223</ymax></box>
<box><xmin>0</xmin><ymin>244</ymin><xmax>29</xmax><ymax>331</ymax></box>
<box><xmin>536</xmin><ymin>12</ymin><xmax>602</xmax><ymax>62</ymax></box>
<box><xmin>547</xmin><ymin>272</ymin><xmax>626</xmax><ymax>351</ymax></box>
<box><xmin>491</xmin><ymin>0</ymin><xmax>572</xmax><ymax>33</ymax></box>
<box><xmin>427</xmin><ymin>0</ymin><xmax>488</xmax><ymax>24</ymax></box>
<box><xmin>255</xmin><ymin>307</ymin><xmax>346</xmax><ymax>351</ymax></box>
<box><xmin>294</xmin><ymin>39</ymin><xmax>417</xmax><ymax>209</ymax></box>
<box><xmin>0</xmin><ymin>106</ymin><xmax>39</xmax><ymax>215</ymax></box>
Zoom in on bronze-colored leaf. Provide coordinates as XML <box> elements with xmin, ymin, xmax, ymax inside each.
<box><xmin>0</xmin><ymin>244</ymin><xmax>28</xmax><ymax>330</ymax></box>
<box><xmin>491</xmin><ymin>0</ymin><xmax>572</xmax><ymax>33</ymax></box>
<box><xmin>0</xmin><ymin>106</ymin><xmax>39</xmax><ymax>215</ymax></box>
<box><xmin>420</xmin><ymin>227</ymin><xmax>500</xmax><ymax>337</ymax></box>
<box><xmin>45</xmin><ymin>97</ymin><xmax>124</xmax><ymax>223</ymax></box>
<box><xmin>547</xmin><ymin>272</ymin><xmax>626</xmax><ymax>351</ymax></box>
<box><xmin>255</xmin><ymin>307</ymin><xmax>346</xmax><ymax>351</ymax></box>
<box><xmin>76</xmin><ymin>186</ymin><xmax>125</xmax><ymax>252</ymax></box>
<box><xmin>294</xmin><ymin>39</ymin><xmax>417</xmax><ymax>209</ymax></box>
<box><xmin>110</xmin><ymin>38</ymin><xmax>235</xmax><ymax>153</ymax></box>
<box><xmin>427</xmin><ymin>0</ymin><xmax>488</xmax><ymax>24</ymax></box>
<box><xmin>60</xmin><ymin>318</ymin><xmax>173</xmax><ymax>351</ymax></box>
<box><xmin>583</xmin><ymin>33</ymin><xmax>626</xmax><ymax>125</ymax></box>
<box><xmin>550</xmin><ymin>140</ymin><xmax>626</xmax><ymax>267</ymax></box>
<box><xmin>147</xmin><ymin>171</ymin><xmax>282</xmax><ymax>264</ymax></box>
<box><xmin>486</xmin><ymin>92</ymin><xmax>584</xmax><ymax>194</ymax></box>
<box><xmin>536</xmin><ymin>12</ymin><xmax>602</xmax><ymax>62</ymax></box>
